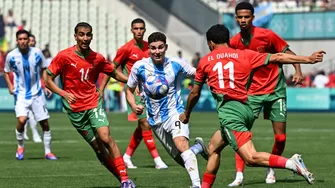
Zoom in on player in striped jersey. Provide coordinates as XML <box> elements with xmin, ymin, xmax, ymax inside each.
<box><xmin>3</xmin><ymin>29</ymin><xmax>57</xmax><ymax>160</ymax></box>
<box><xmin>126</xmin><ymin>32</ymin><xmax>208</xmax><ymax>188</ymax></box>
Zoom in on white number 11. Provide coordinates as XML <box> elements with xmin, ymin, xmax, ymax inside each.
<box><xmin>212</xmin><ymin>61</ymin><xmax>235</xmax><ymax>89</ymax></box>
<box><xmin>79</xmin><ymin>68</ymin><xmax>89</xmax><ymax>82</ymax></box>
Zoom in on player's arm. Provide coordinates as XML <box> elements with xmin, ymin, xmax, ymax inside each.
<box><xmin>45</xmin><ymin>55</ymin><xmax>77</xmax><ymax>103</ymax></box>
<box><xmin>3</xmin><ymin>55</ymin><xmax>13</xmax><ymax>94</ymax></box>
<box><xmin>285</xmin><ymin>48</ymin><xmax>303</xmax><ymax>85</ymax></box>
<box><xmin>180</xmin><ymin>83</ymin><xmax>203</xmax><ymax>124</ymax></box>
<box><xmin>106</xmin><ymin>69</ymin><xmax>128</xmax><ymax>83</ymax></box>
<box><xmin>269</xmin><ymin>50</ymin><xmax>325</xmax><ymax>64</ymax></box>
<box><xmin>125</xmin><ymin>65</ymin><xmax>143</xmax><ymax>115</ymax></box>
<box><xmin>180</xmin><ymin>59</ymin><xmax>206</xmax><ymax>124</ymax></box>
<box><xmin>179</xmin><ymin>59</ymin><xmax>196</xmax><ymax>77</ymax></box>
<box><xmin>3</xmin><ymin>72</ymin><xmax>13</xmax><ymax>95</ymax></box>
<box><xmin>99</xmin><ymin>47</ymin><xmax>128</xmax><ymax>92</ymax></box>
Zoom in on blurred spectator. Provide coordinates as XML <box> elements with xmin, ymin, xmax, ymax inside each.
<box><xmin>0</xmin><ymin>10</ymin><xmax>7</xmax><ymax>52</ymax></box>
<box><xmin>326</xmin><ymin>72</ymin><xmax>335</xmax><ymax>88</ymax></box>
<box><xmin>301</xmin><ymin>72</ymin><xmax>313</xmax><ymax>87</ymax></box>
<box><xmin>191</xmin><ymin>52</ymin><xmax>201</xmax><ymax>68</ymax></box>
<box><xmin>313</xmin><ymin>70</ymin><xmax>329</xmax><ymax>88</ymax></box>
<box><xmin>17</xmin><ymin>20</ymin><xmax>26</xmax><ymax>31</ymax></box>
<box><xmin>5</xmin><ymin>9</ymin><xmax>16</xmax><ymax>27</ymax></box>
<box><xmin>42</xmin><ymin>49</ymin><xmax>53</xmax><ymax>65</ymax></box>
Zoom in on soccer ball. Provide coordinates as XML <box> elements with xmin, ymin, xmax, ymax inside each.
<box><xmin>143</xmin><ymin>74</ymin><xmax>169</xmax><ymax>99</ymax></box>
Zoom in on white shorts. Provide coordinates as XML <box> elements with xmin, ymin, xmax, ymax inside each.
<box><xmin>152</xmin><ymin>114</ymin><xmax>189</xmax><ymax>165</ymax></box>
<box><xmin>15</xmin><ymin>95</ymin><xmax>50</xmax><ymax>122</ymax></box>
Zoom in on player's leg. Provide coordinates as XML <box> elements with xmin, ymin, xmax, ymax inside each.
<box><xmin>202</xmin><ymin>130</ymin><xmax>227</xmax><ymax>188</ymax></box>
<box><xmin>14</xmin><ymin>98</ymin><xmax>30</xmax><ymax>160</ymax></box>
<box><xmin>263</xmin><ymin>97</ymin><xmax>287</xmax><ymax>184</ymax></box>
<box><xmin>123</xmin><ymin>96</ymin><xmax>143</xmax><ymax>169</ymax></box>
<box><xmin>237</xmin><ymin>140</ymin><xmax>314</xmax><ymax>184</ymax></box>
<box><xmin>28</xmin><ymin>110</ymin><xmax>42</xmax><ymax>143</ymax></box>
<box><xmin>89</xmin><ymin>99</ymin><xmax>134</xmax><ymax>186</ymax></box>
<box><xmin>229</xmin><ymin>95</ymin><xmax>263</xmax><ymax>187</ymax></box>
<box><xmin>139</xmin><ymin>117</ymin><xmax>167</xmax><ymax>169</ymax></box>
<box><xmin>172</xmin><ymin>118</ymin><xmax>201</xmax><ymax>188</ymax></box>
<box><xmin>32</xmin><ymin>95</ymin><xmax>57</xmax><ymax>160</ymax></box>
<box><xmin>124</xmin><ymin>92</ymin><xmax>166</xmax><ymax>169</ymax></box>
<box><xmin>23</xmin><ymin>120</ymin><xmax>29</xmax><ymax>141</ymax></box>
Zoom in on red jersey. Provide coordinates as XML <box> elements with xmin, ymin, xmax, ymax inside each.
<box><xmin>47</xmin><ymin>46</ymin><xmax>115</xmax><ymax>112</ymax></box>
<box><xmin>230</xmin><ymin>26</ymin><xmax>288</xmax><ymax>96</ymax></box>
<box><xmin>195</xmin><ymin>46</ymin><xmax>270</xmax><ymax>103</ymax></box>
<box><xmin>113</xmin><ymin>39</ymin><xmax>149</xmax><ymax>75</ymax></box>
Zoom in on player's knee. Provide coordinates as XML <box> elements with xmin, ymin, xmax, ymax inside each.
<box><xmin>244</xmin><ymin>156</ymin><xmax>256</xmax><ymax>166</ymax></box>
<box><xmin>274</xmin><ymin>134</ymin><xmax>286</xmax><ymax>143</ymax></box>
<box><xmin>208</xmin><ymin>142</ymin><xmax>220</xmax><ymax>156</ymax></box>
<box><xmin>17</xmin><ymin>118</ymin><xmax>27</xmax><ymax>126</ymax></box>
<box><xmin>139</xmin><ymin>118</ymin><xmax>150</xmax><ymax>130</ymax></box>
<box><xmin>39</xmin><ymin>119</ymin><xmax>50</xmax><ymax>131</ymax></box>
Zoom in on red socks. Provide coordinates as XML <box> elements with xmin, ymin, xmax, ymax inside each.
<box><xmin>269</xmin><ymin>154</ymin><xmax>288</xmax><ymax>168</ymax></box>
<box><xmin>142</xmin><ymin>130</ymin><xmax>159</xmax><ymax>158</ymax></box>
<box><xmin>125</xmin><ymin>127</ymin><xmax>142</xmax><ymax>156</ymax></box>
<box><xmin>202</xmin><ymin>173</ymin><xmax>216</xmax><ymax>188</ymax></box>
<box><xmin>272</xmin><ymin>134</ymin><xmax>286</xmax><ymax>155</ymax></box>
<box><xmin>113</xmin><ymin>156</ymin><xmax>129</xmax><ymax>182</ymax></box>
<box><xmin>235</xmin><ymin>153</ymin><xmax>245</xmax><ymax>172</ymax></box>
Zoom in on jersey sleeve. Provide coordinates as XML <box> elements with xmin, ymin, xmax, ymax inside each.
<box><xmin>113</xmin><ymin>46</ymin><xmax>128</xmax><ymax>67</ymax></box>
<box><xmin>127</xmin><ymin>62</ymin><xmax>140</xmax><ymax>89</ymax></box>
<box><xmin>4</xmin><ymin>54</ymin><xmax>12</xmax><ymax>73</ymax></box>
<box><xmin>194</xmin><ymin>58</ymin><xmax>207</xmax><ymax>85</ymax></box>
<box><xmin>246</xmin><ymin>49</ymin><xmax>272</xmax><ymax>69</ymax></box>
<box><xmin>100</xmin><ymin>56</ymin><xmax>116</xmax><ymax>75</ymax></box>
<box><xmin>178</xmin><ymin>59</ymin><xmax>196</xmax><ymax>77</ymax></box>
<box><xmin>47</xmin><ymin>53</ymin><xmax>64</xmax><ymax>77</ymax></box>
<box><xmin>268</xmin><ymin>30</ymin><xmax>289</xmax><ymax>52</ymax></box>
<box><xmin>38</xmin><ymin>49</ymin><xmax>48</xmax><ymax>68</ymax></box>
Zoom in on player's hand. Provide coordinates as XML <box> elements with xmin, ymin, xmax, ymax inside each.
<box><xmin>132</xmin><ymin>104</ymin><xmax>144</xmax><ymax>115</ymax></box>
<box><xmin>309</xmin><ymin>50</ymin><xmax>326</xmax><ymax>64</ymax></box>
<box><xmin>98</xmin><ymin>89</ymin><xmax>105</xmax><ymax>104</ymax></box>
<box><xmin>292</xmin><ymin>71</ymin><xmax>304</xmax><ymax>85</ymax></box>
<box><xmin>8</xmin><ymin>85</ymin><xmax>14</xmax><ymax>95</ymax></box>
<box><xmin>44</xmin><ymin>88</ymin><xmax>53</xmax><ymax>98</ymax></box>
<box><xmin>64</xmin><ymin>92</ymin><xmax>77</xmax><ymax>104</ymax></box>
<box><xmin>179</xmin><ymin>113</ymin><xmax>190</xmax><ymax>124</ymax></box>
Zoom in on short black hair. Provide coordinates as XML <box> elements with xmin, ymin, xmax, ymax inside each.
<box><xmin>131</xmin><ymin>18</ymin><xmax>145</xmax><ymax>27</ymax></box>
<box><xmin>206</xmin><ymin>24</ymin><xmax>230</xmax><ymax>44</ymax></box>
<box><xmin>29</xmin><ymin>34</ymin><xmax>35</xmax><ymax>39</ymax></box>
<box><xmin>148</xmin><ymin>32</ymin><xmax>166</xmax><ymax>44</ymax></box>
<box><xmin>235</xmin><ymin>1</ymin><xmax>254</xmax><ymax>15</ymax></box>
<box><xmin>16</xmin><ymin>29</ymin><xmax>30</xmax><ymax>39</ymax></box>
<box><xmin>74</xmin><ymin>22</ymin><xmax>92</xmax><ymax>33</ymax></box>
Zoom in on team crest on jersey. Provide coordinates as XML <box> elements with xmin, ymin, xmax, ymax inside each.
<box><xmin>257</xmin><ymin>46</ymin><xmax>266</xmax><ymax>53</ymax></box>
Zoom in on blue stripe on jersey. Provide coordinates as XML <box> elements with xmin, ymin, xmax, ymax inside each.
<box><xmin>35</xmin><ymin>53</ymin><xmax>42</xmax><ymax>96</ymax></box>
<box><xmin>153</xmin><ymin>59</ymin><xmax>169</xmax><ymax>123</ymax></box>
<box><xmin>9</xmin><ymin>56</ymin><xmax>20</xmax><ymax>95</ymax></box>
<box><xmin>22</xmin><ymin>54</ymin><xmax>32</xmax><ymax>99</ymax></box>
<box><xmin>171</xmin><ymin>61</ymin><xmax>184</xmax><ymax>114</ymax></box>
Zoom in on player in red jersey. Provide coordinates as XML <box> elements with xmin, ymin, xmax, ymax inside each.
<box><xmin>99</xmin><ymin>18</ymin><xmax>167</xmax><ymax>169</ymax></box>
<box><xmin>45</xmin><ymin>22</ymin><xmax>135</xmax><ymax>188</ymax></box>
<box><xmin>228</xmin><ymin>2</ymin><xmax>305</xmax><ymax>185</ymax></box>
<box><xmin>180</xmin><ymin>24</ymin><xmax>324</xmax><ymax>188</ymax></box>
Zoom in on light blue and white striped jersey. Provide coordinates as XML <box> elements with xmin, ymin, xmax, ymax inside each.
<box><xmin>128</xmin><ymin>57</ymin><xmax>196</xmax><ymax>126</ymax></box>
<box><xmin>4</xmin><ymin>47</ymin><xmax>48</xmax><ymax>99</ymax></box>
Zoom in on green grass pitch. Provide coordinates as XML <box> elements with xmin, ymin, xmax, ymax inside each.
<box><xmin>0</xmin><ymin>112</ymin><xmax>334</xmax><ymax>188</ymax></box>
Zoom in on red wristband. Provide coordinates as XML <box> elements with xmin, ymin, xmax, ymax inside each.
<box><xmin>59</xmin><ymin>90</ymin><xmax>65</xmax><ymax>97</ymax></box>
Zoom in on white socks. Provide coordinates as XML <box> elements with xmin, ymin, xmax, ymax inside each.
<box><xmin>181</xmin><ymin>149</ymin><xmax>200</xmax><ymax>187</ymax></box>
<box><xmin>285</xmin><ymin>159</ymin><xmax>297</xmax><ymax>171</ymax></box>
<box><xmin>43</xmin><ymin>131</ymin><xmax>52</xmax><ymax>154</ymax></box>
<box><xmin>16</xmin><ymin>129</ymin><xmax>24</xmax><ymax>148</ymax></box>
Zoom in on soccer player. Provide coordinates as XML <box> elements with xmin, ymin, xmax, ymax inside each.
<box><xmin>126</xmin><ymin>32</ymin><xmax>209</xmax><ymax>188</ymax></box>
<box><xmin>99</xmin><ymin>18</ymin><xmax>167</xmax><ymax>169</ymax></box>
<box><xmin>22</xmin><ymin>33</ymin><xmax>43</xmax><ymax>143</ymax></box>
<box><xmin>228</xmin><ymin>2</ymin><xmax>304</xmax><ymax>185</ymax></box>
<box><xmin>45</xmin><ymin>22</ymin><xmax>135</xmax><ymax>187</ymax></box>
<box><xmin>3</xmin><ymin>29</ymin><xmax>57</xmax><ymax>160</ymax></box>
<box><xmin>180</xmin><ymin>24</ymin><xmax>323</xmax><ymax>188</ymax></box>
